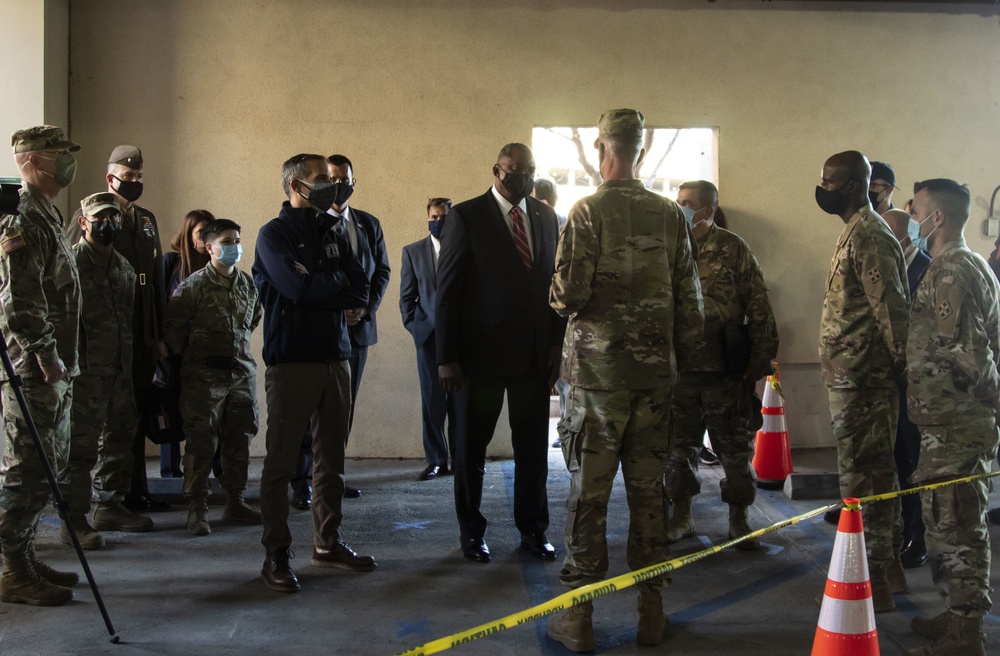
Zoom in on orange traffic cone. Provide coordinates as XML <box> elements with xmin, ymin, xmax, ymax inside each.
<box><xmin>812</xmin><ymin>498</ymin><xmax>879</xmax><ymax>656</ymax></box>
<box><xmin>752</xmin><ymin>362</ymin><xmax>793</xmax><ymax>489</ymax></box>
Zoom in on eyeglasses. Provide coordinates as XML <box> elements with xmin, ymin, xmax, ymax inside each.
<box><xmin>869</xmin><ymin>182</ymin><xmax>896</xmax><ymax>191</ymax></box>
<box><xmin>496</xmin><ymin>164</ymin><xmax>536</xmax><ymax>177</ymax></box>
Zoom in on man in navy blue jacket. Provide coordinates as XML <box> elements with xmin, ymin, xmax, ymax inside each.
<box><xmin>253</xmin><ymin>153</ymin><xmax>373</xmax><ymax>593</ymax></box>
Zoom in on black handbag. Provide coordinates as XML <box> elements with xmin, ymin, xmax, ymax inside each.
<box><xmin>142</xmin><ymin>356</ymin><xmax>184</xmax><ymax>445</ymax></box>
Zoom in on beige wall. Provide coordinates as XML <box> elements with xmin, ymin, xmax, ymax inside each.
<box><xmin>66</xmin><ymin>1</ymin><xmax>1000</xmax><ymax>458</ymax></box>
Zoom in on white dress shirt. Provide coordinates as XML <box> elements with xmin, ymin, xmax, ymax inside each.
<box><xmin>328</xmin><ymin>205</ymin><xmax>359</xmax><ymax>253</ymax></box>
<box><xmin>490</xmin><ymin>185</ymin><xmax>533</xmax><ymax>256</ymax></box>
<box><xmin>431</xmin><ymin>234</ymin><xmax>441</xmax><ymax>270</ymax></box>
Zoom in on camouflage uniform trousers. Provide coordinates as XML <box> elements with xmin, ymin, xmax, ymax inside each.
<box><xmin>917</xmin><ymin>419</ymin><xmax>997</xmax><ymax>618</ymax></box>
<box><xmin>665</xmin><ymin>372</ymin><xmax>757</xmax><ymax>506</ymax></box>
<box><xmin>0</xmin><ymin>378</ymin><xmax>72</xmax><ymax>554</ymax></box>
<box><xmin>65</xmin><ymin>372</ymin><xmax>137</xmax><ymax>516</ymax></box>
<box><xmin>557</xmin><ymin>384</ymin><xmax>672</xmax><ymax>592</ymax></box>
<box><xmin>828</xmin><ymin>387</ymin><xmax>903</xmax><ymax>571</ymax></box>
<box><xmin>180</xmin><ymin>368</ymin><xmax>258</xmax><ymax>500</ymax></box>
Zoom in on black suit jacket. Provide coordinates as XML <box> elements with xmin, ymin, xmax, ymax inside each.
<box><xmin>343</xmin><ymin>207</ymin><xmax>391</xmax><ymax>347</ymax></box>
<box><xmin>435</xmin><ymin>188</ymin><xmax>566</xmax><ymax>377</ymax></box>
<box><xmin>399</xmin><ymin>235</ymin><xmax>437</xmax><ymax>348</ymax></box>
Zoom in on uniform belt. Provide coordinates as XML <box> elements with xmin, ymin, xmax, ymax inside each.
<box><xmin>205</xmin><ymin>356</ymin><xmax>238</xmax><ymax>370</ymax></box>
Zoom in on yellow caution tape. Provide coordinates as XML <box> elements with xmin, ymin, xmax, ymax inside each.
<box><xmin>395</xmin><ymin>469</ymin><xmax>1000</xmax><ymax>655</ymax></box>
<box><xmin>769</xmin><ymin>361</ymin><xmax>785</xmax><ymax>400</ymax></box>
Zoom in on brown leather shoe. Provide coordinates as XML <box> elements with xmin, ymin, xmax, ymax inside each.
<box><xmin>261</xmin><ymin>548</ymin><xmax>300</xmax><ymax>592</ymax></box>
<box><xmin>311</xmin><ymin>542</ymin><xmax>376</xmax><ymax>571</ymax></box>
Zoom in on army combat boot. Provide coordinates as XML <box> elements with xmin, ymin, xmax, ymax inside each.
<box><xmin>637</xmin><ymin>589</ymin><xmax>668</xmax><ymax>646</ymax></box>
<box><xmin>0</xmin><ymin>549</ymin><xmax>73</xmax><ymax>606</ymax></box>
<box><xmin>187</xmin><ymin>498</ymin><xmax>211</xmax><ymax>536</ymax></box>
<box><xmin>93</xmin><ymin>499</ymin><xmax>153</xmax><ymax>532</ymax></box>
<box><xmin>869</xmin><ymin>567</ymin><xmax>895</xmax><ymax>613</ymax></box>
<box><xmin>728</xmin><ymin>504</ymin><xmax>760</xmax><ymax>550</ymax></box>
<box><xmin>223</xmin><ymin>492</ymin><xmax>262</xmax><ymax>525</ymax></box>
<box><xmin>60</xmin><ymin>515</ymin><xmax>105</xmax><ymax>551</ymax></box>
<box><xmin>25</xmin><ymin>543</ymin><xmax>78</xmax><ymax>588</ymax></box>
<box><xmin>912</xmin><ymin>610</ymin><xmax>953</xmax><ymax>640</ymax></box>
<box><xmin>906</xmin><ymin>613</ymin><xmax>986</xmax><ymax>656</ymax></box>
<box><xmin>546</xmin><ymin>601</ymin><xmax>595</xmax><ymax>653</ymax></box>
<box><xmin>667</xmin><ymin>497</ymin><xmax>695</xmax><ymax>544</ymax></box>
<box><xmin>887</xmin><ymin>555</ymin><xmax>909</xmax><ymax>593</ymax></box>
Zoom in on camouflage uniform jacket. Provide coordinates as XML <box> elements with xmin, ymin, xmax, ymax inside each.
<box><xmin>685</xmin><ymin>222</ymin><xmax>778</xmax><ymax>374</ymax></box>
<box><xmin>550</xmin><ymin>179</ymin><xmax>704</xmax><ymax>391</ymax></box>
<box><xmin>0</xmin><ymin>185</ymin><xmax>81</xmax><ymax>379</ymax></box>
<box><xmin>819</xmin><ymin>206</ymin><xmax>909</xmax><ymax>389</ymax></box>
<box><xmin>164</xmin><ymin>263</ymin><xmax>262</xmax><ymax>378</ymax></box>
<box><xmin>907</xmin><ymin>237</ymin><xmax>1000</xmax><ymax>429</ymax></box>
<box><xmin>74</xmin><ymin>239</ymin><xmax>135</xmax><ymax>376</ymax></box>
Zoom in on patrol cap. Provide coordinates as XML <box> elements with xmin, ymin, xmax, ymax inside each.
<box><xmin>80</xmin><ymin>192</ymin><xmax>121</xmax><ymax>218</ymax></box>
<box><xmin>11</xmin><ymin>125</ymin><xmax>81</xmax><ymax>154</ymax></box>
<box><xmin>871</xmin><ymin>161</ymin><xmax>895</xmax><ymax>186</ymax></box>
<box><xmin>597</xmin><ymin>109</ymin><xmax>645</xmax><ymax>138</ymax></box>
<box><xmin>108</xmin><ymin>145</ymin><xmax>143</xmax><ymax>169</ymax></box>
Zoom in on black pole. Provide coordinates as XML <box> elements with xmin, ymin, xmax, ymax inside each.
<box><xmin>0</xmin><ymin>332</ymin><xmax>120</xmax><ymax>643</ymax></box>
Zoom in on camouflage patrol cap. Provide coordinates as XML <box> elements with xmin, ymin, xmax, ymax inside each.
<box><xmin>597</xmin><ymin>109</ymin><xmax>645</xmax><ymax>138</ymax></box>
<box><xmin>80</xmin><ymin>192</ymin><xmax>121</xmax><ymax>218</ymax></box>
<box><xmin>11</xmin><ymin>125</ymin><xmax>81</xmax><ymax>154</ymax></box>
<box><xmin>108</xmin><ymin>145</ymin><xmax>143</xmax><ymax>169</ymax></box>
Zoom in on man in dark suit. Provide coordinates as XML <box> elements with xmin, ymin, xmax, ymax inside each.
<box><xmin>400</xmin><ymin>198</ymin><xmax>457</xmax><ymax>481</ymax></box>
<box><xmin>290</xmin><ymin>154</ymin><xmax>391</xmax><ymax>505</ymax></box>
<box><xmin>437</xmin><ymin>143</ymin><xmax>565</xmax><ymax>563</ymax></box>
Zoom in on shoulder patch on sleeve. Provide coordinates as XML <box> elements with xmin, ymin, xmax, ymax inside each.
<box><xmin>1</xmin><ymin>231</ymin><xmax>27</xmax><ymax>255</ymax></box>
<box><xmin>867</xmin><ymin>265</ymin><xmax>882</xmax><ymax>284</ymax></box>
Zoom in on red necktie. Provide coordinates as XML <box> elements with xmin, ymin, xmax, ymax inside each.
<box><xmin>510</xmin><ymin>206</ymin><xmax>533</xmax><ymax>273</ymax></box>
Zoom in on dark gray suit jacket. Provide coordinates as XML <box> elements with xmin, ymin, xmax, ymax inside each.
<box><xmin>399</xmin><ymin>235</ymin><xmax>437</xmax><ymax>348</ymax></box>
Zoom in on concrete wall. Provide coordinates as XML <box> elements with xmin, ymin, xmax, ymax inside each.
<box><xmin>64</xmin><ymin>1</ymin><xmax>1000</xmax><ymax>458</ymax></box>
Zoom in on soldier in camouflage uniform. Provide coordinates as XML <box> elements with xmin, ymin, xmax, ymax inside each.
<box><xmin>0</xmin><ymin>126</ymin><xmax>81</xmax><ymax>606</ymax></box>
<box><xmin>904</xmin><ymin>179</ymin><xmax>998</xmax><ymax>656</ymax></box>
<box><xmin>63</xmin><ymin>193</ymin><xmax>137</xmax><ymax>551</ymax></box>
<box><xmin>164</xmin><ymin>219</ymin><xmax>262</xmax><ymax>536</ymax></box>
<box><xmin>665</xmin><ymin>180</ymin><xmax>778</xmax><ymax>550</ymax></box>
<box><xmin>546</xmin><ymin>109</ymin><xmax>704</xmax><ymax>653</ymax></box>
<box><xmin>817</xmin><ymin>150</ymin><xmax>909</xmax><ymax>613</ymax></box>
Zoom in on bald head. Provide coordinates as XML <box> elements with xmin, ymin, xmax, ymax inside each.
<box><xmin>882</xmin><ymin>209</ymin><xmax>912</xmax><ymax>245</ymax></box>
<box><xmin>824</xmin><ymin>151</ymin><xmax>871</xmax><ymax>186</ymax></box>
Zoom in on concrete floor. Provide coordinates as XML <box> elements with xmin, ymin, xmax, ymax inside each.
<box><xmin>3</xmin><ymin>438</ymin><xmax>999</xmax><ymax>655</ymax></box>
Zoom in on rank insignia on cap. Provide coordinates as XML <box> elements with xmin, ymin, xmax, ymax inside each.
<box><xmin>325</xmin><ymin>243</ymin><xmax>339</xmax><ymax>258</ymax></box>
<box><xmin>1</xmin><ymin>231</ymin><xmax>26</xmax><ymax>254</ymax></box>
<box><xmin>867</xmin><ymin>266</ymin><xmax>882</xmax><ymax>284</ymax></box>
<box><xmin>937</xmin><ymin>300</ymin><xmax>953</xmax><ymax>320</ymax></box>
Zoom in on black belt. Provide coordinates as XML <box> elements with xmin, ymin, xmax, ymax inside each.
<box><xmin>205</xmin><ymin>356</ymin><xmax>239</xmax><ymax>370</ymax></box>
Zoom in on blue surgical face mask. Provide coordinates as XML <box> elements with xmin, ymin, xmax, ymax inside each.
<box><xmin>215</xmin><ymin>243</ymin><xmax>242</xmax><ymax>267</ymax></box>
<box><xmin>911</xmin><ymin>210</ymin><xmax>938</xmax><ymax>252</ymax></box>
<box><xmin>679</xmin><ymin>205</ymin><xmax>697</xmax><ymax>227</ymax></box>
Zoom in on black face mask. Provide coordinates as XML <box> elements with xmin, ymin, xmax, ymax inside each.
<box><xmin>428</xmin><ymin>220</ymin><xmax>444</xmax><ymax>238</ymax></box>
<box><xmin>112</xmin><ymin>175</ymin><xmax>143</xmax><ymax>202</ymax></box>
<box><xmin>297</xmin><ymin>180</ymin><xmax>337</xmax><ymax>213</ymax></box>
<box><xmin>867</xmin><ymin>190</ymin><xmax>881</xmax><ymax>207</ymax></box>
<box><xmin>498</xmin><ymin>169</ymin><xmax>534</xmax><ymax>201</ymax></box>
<box><xmin>90</xmin><ymin>220</ymin><xmax>121</xmax><ymax>246</ymax></box>
<box><xmin>332</xmin><ymin>182</ymin><xmax>354</xmax><ymax>207</ymax></box>
<box><xmin>815</xmin><ymin>185</ymin><xmax>849</xmax><ymax>215</ymax></box>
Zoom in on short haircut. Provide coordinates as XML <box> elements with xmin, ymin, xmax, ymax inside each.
<box><xmin>602</xmin><ymin>133</ymin><xmax>642</xmax><ymax>161</ymax></box>
<box><xmin>497</xmin><ymin>142</ymin><xmax>532</xmax><ymax>163</ymax></box>
<box><xmin>201</xmin><ymin>218</ymin><xmax>241</xmax><ymax>241</ymax></box>
<box><xmin>327</xmin><ymin>154</ymin><xmax>354</xmax><ymax>171</ymax></box>
<box><xmin>282</xmin><ymin>153</ymin><xmax>325</xmax><ymax>197</ymax></box>
<box><xmin>426</xmin><ymin>197</ymin><xmax>453</xmax><ymax>213</ymax></box>
<box><xmin>913</xmin><ymin>178</ymin><xmax>971</xmax><ymax>226</ymax></box>
<box><xmin>678</xmin><ymin>180</ymin><xmax>719</xmax><ymax>208</ymax></box>
<box><xmin>533</xmin><ymin>179</ymin><xmax>558</xmax><ymax>205</ymax></box>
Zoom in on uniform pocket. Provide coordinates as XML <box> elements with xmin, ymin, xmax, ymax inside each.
<box><xmin>557</xmin><ymin>394</ymin><xmax>586</xmax><ymax>473</ymax></box>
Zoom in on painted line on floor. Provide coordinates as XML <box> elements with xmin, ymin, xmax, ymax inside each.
<box><xmin>394</xmin><ymin>470</ymin><xmax>1000</xmax><ymax>655</ymax></box>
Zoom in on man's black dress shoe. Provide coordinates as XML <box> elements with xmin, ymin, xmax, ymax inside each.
<box><xmin>344</xmin><ymin>485</ymin><xmax>362</xmax><ymax>499</ymax></box>
<box><xmin>899</xmin><ymin>540</ymin><xmax>928</xmax><ymax>568</ymax></box>
<box><xmin>987</xmin><ymin>507</ymin><xmax>1000</xmax><ymax>525</ymax></box>
<box><xmin>520</xmin><ymin>533</ymin><xmax>557</xmax><ymax>561</ymax></box>
<box><xmin>461</xmin><ymin>538</ymin><xmax>490</xmax><ymax>563</ymax></box>
<box><xmin>418</xmin><ymin>464</ymin><xmax>447</xmax><ymax>481</ymax></box>
<box><xmin>823</xmin><ymin>508</ymin><xmax>841</xmax><ymax>525</ymax></box>
<box><xmin>291</xmin><ymin>486</ymin><xmax>311</xmax><ymax>510</ymax></box>
<box><xmin>123</xmin><ymin>493</ymin><xmax>171</xmax><ymax>512</ymax></box>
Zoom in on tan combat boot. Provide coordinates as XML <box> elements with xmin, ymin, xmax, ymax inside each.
<box><xmin>667</xmin><ymin>497</ymin><xmax>695</xmax><ymax>544</ymax></box>
<box><xmin>906</xmin><ymin>613</ymin><xmax>986</xmax><ymax>656</ymax></box>
<box><xmin>0</xmin><ymin>550</ymin><xmax>73</xmax><ymax>606</ymax></box>
<box><xmin>869</xmin><ymin>567</ymin><xmax>895</xmax><ymax>613</ymax></box>
<box><xmin>912</xmin><ymin>610</ymin><xmax>953</xmax><ymax>640</ymax></box>
<box><xmin>187</xmin><ymin>498</ymin><xmax>211</xmax><ymax>536</ymax></box>
<box><xmin>887</xmin><ymin>555</ymin><xmax>909</xmax><ymax>594</ymax></box>
<box><xmin>25</xmin><ymin>543</ymin><xmax>78</xmax><ymax>588</ymax></box>
<box><xmin>546</xmin><ymin>601</ymin><xmax>595</xmax><ymax>653</ymax></box>
<box><xmin>637</xmin><ymin>589</ymin><xmax>669</xmax><ymax>646</ymax></box>
<box><xmin>92</xmin><ymin>499</ymin><xmax>153</xmax><ymax>532</ymax></box>
<box><xmin>223</xmin><ymin>492</ymin><xmax>262</xmax><ymax>525</ymax></box>
<box><xmin>60</xmin><ymin>515</ymin><xmax>105</xmax><ymax>551</ymax></box>
<box><xmin>728</xmin><ymin>504</ymin><xmax>760</xmax><ymax>551</ymax></box>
